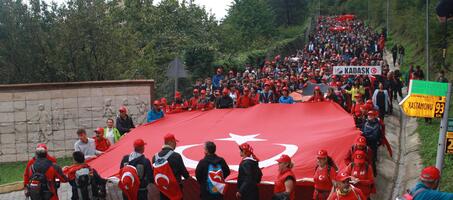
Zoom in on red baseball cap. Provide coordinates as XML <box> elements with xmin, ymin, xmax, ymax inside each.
<box><xmin>175</xmin><ymin>91</ymin><xmax>181</xmax><ymax>98</ymax></box>
<box><xmin>317</xmin><ymin>149</ymin><xmax>328</xmax><ymax>159</ymax></box>
<box><xmin>36</xmin><ymin>143</ymin><xmax>48</xmax><ymax>152</ymax></box>
<box><xmin>200</xmin><ymin>90</ymin><xmax>206</xmax><ymax>94</ymax></box>
<box><xmin>164</xmin><ymin>133</ymin><xmax>179</xmax><ymax>143</ymax></box>
<box><xmin>119</xmin><ymin>106</ymin><xmax>127</xmax><ymax>113</ymax></box>
<box><xmin>355</xmin><ymin>136</ymin><xmax>367</xmax><ymax>146</ymax></box>
<box><xmin>276</xmin><ymin>154</ymin><xmax>291</xmax><ymax>163</ymax></box>
<box><xmin>133</xmin><ymin>139</ymin><xmax>147</xmax><ymax>148</ymax></box>
<box><xmin>153</xmin><ymin>100</ymin><xmax>161</xmax><ymax>105</ymax></box>
<box><xmin>94</xmin><ymin>127</ymin><xmax>104</xmax><ymax>134</ymax></box>
<box><xmin>368</xmin><ymin>110</ymin><xmax>378</xmax><ymax>117</ymax></box>
<box><xmin>336</xmin><ymin>171</ymin><xmax>351</xmax><ymax>182</ymax></box>
<box><xmin>353</xmin><ymin>150</ymin><xmax>366</xmax><ymax>164</ymax></box>
<box><xmin>420</xmin><ymin>166</ymin><xmax>440</xmax><ymax>182</ymax></box>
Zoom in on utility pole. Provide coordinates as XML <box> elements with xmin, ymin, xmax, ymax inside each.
<box><xmin>436</xmin><ymin>84</ymin><xmax>451</xmax><ymax>179</ymax></box>
<box><xmin>426</xmin><ymin>0</ymin><xmax>430</xmax><ymax>80</ymax></box>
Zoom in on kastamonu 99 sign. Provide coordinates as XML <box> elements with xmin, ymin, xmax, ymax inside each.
<box><xmin>400</xmin><ymin>80</ymin><xmax>448</xmax><ymax>118</ymax></box>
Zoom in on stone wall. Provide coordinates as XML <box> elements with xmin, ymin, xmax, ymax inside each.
<box><xmin>0</xmin><ymin>80</ymin><xmax>154</xmax><ymax>162</ymax></box>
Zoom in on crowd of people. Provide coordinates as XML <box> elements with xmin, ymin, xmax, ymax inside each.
<box><xmin>22</xmin><ymin>15</ymin><xmax>453</xmax><ymax>200</ymax></box>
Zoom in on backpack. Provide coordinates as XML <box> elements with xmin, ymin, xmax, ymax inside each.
<box><xmin>75</xmin><ymin>167</ymin><xmax>106</xmax><ymax>200</ymax></box>
<box><xmin>153</xmin><ymin>151</ymin><xmax>183</xmax><ymax>200</ymax></box>
<box><xmin>206</xmin><ymin>163</ymin><xmax>226</xmax><ymax>195</ymax></box>
<box><xmin>28</xmin><ymin>161</ymin><xmax>53</xmax><ymax>200</ymax></box>
<box><xmin>75</xmin><ymin>167</ymin><xmax>94</xmax><ymax>200</ymax></box>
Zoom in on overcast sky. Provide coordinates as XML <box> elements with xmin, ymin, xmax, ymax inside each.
<box><xmin>41</xmin><ymin>0</ymin><xmax>233</xmax><ymax>20</ymax></box>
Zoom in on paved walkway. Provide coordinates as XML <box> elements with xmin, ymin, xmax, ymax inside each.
<box><xmin>0</xmin><ymin>184</ymin><xmax>71</xmax><ymax>200</ymax></box>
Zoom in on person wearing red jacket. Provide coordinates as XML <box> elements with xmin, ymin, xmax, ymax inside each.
<box><xmin>307</xmin><ymin>86</ymin><xmax>325</xmax><ymax>102</ymax></box>
<box><xmin>63</xmin><ymin>151</ymin><xmax>106</xmax><ymax>200</ymax></box>
<box><xmin>93</xmin><ymin>127</ymin><xmax>110</xmax><ymax>152</ymax></box>
<box><xmin>237</xmin><ymin>87</ymin><xmax>255</xmax><ymax>108</ymax></box>
<box><xmin>24</xmin><ymin>144</ymin><xmax>57</xmax><ymax>188</ymax></box>
<box><xmin>170</xmin><ymin>91</ymin><xmax>188</xmax><ymax>113</ymax></box>
<box><xmin>344</xmin><ymin>136</ymin><xmax>374</xmax><ymax>167</ymax></box>
<box><xmin>314</xmin><ymin>150</ymin><xmax>338</xmax><ymax>200</ymax></box>
<box><xmin>327</xmin><ymin>171</ymin><xmax>366</xmax><ymax>200</ymax></box>
<box><xmin>24</xmin><ymin>144</ymin><xmax>67</xmax><ymax>200</ymax></box>
<box><xmin>350</xmin><ymin>94</ymin><xmax>365</xmax><ymax>118</ymax></box>
<box><xmin>343</xmin><ymin>150</ymin><xmax>375</xmax><ymax>199</ymax></box>
<box><xmin>273</xmin><ymin>154</ymin><xmax>296</xmax><ymax>200</ymax></box>
<box><xmin>196</xmin><ymin>90</ymin><xmax>213</xmax><ymax>111</ymax></box>
<box><xmin>189</xmin><ymin>89</ymin><xmax>200</xmax><ymax>111</ymax></box>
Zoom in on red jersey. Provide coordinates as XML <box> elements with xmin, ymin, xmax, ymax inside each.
<box><xmin>189</xmin><ymin>97</ymin><xmax>200</xmax><ymax>110</ymax></box>
<box><xmin>274</xmin><ymin>169</ymin><xmax>296</xmax><ymax>200</ymax></box>
<box><xmin>93</xmin><ymin>136</ymin><xmax>110</xmax><ymax>152</ymax></box>
<box><xmin>344</xmin><ymin>145</ymin><xmax>374</xmax><ymax>166</ymax></box>
<box><xmin>237</xmin><ymin>95</ymin><xmax>255</xmax><ymax>108</ymax></box>
<box><xmin>327</xmin><ymin>187</ymin><xmax>366</xmax><ymax>200</ymax></box>
<box><xmin>313</xmin><ymin>165</ymin><xmax>336</xmax><ymax>200</ymax></box>
<box><xmin>345</xmin><ymin>163</ymin><xmax>375</xmax><ymax>199</ymax></box>
<box><xmin>351</xmin><ymin>102</ymin><xmax>365</xmax><ymax>117</ymax></box>
<box><xmin>308</xmin><ymin>94</ymin><xmax>325</xmax><ymax>102</ymax></box>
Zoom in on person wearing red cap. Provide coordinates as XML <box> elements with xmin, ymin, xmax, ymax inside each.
<box><xmin>278</xmin><ymin>87</ymin><xmax>295</xmax><ymax>104</ymax></box>
<box><xmin>147</xmin><ymin>100</ymin><xmax>164</xmax><ymax>123</ymax></box>
<box><xmin>314</xmin><ymin>150</ymin><xmax>338</xmax><ymax>200</ymax></box>
<box><xmin>215</xmin><ymin>88</ymin><xmax>234</xmax><ymax>109</ymax></box>
<box><xmin>344</xmin><ymin>136</ymin><xmax>374</xmax><ymax>167</ymax></box>
<box><xmin>120</xmin><ymin>139</ymin><xmax>153</xmax><ymax>200</ymax></box>
<box><xmin>63</xmin><ymin>151</ymin><xmax>106</xmax><ymax>200</ymax></box>
<box><xmin>93</xmin><ymin>127</ymin><xmax>111</xmax><ymax>152</ymax></box>
<box><xmin>24</xmin><ymin>144</ymin><xmax>67</xmax><ymax>200</ymax></box>
<box><xmin>259</xmin><ymin>82</ymin><xmax>274</xmax><ymax>103</ymax></box>
<box><xmin>171</xmin><ymin>91</ymin><xmax>189</xmax><ymax>113</ymax></box>
<box><xmin>327</xmin><ymin>171</ymin><xmax>365</xmax><ymax>200</ymax></box>
<box><xmin>237</xmin><ymin>87</ymin><xmax>255</xmax><ymax>108</ymax></box>
<box><xmin>152</xmin><ymin>133</ymin><xmax>191</xmax><ymax>200</ymax></box>
<box><xmin>236</xmin><ymin>143</ymin><xmax>263</xmax><ymax>200</ymax></box>
<box><xmin>307</xmin><ymin>86</ymin><xmax>325</xmax><ymax>102</ymax></box>
<box><xmin>361</xmin><ymin>110</ymin><xmax>382</xmax><ymax>176</ymax></box>
<box><xmin>342</xmin><ymin>150</ymin><xmax>375</xmax><ymax>199</ymax></box>
<box><xmin>116</xmin><ymin>106</ymin><xmax>135</xmax><ymax>136</ymax></box>
<box><xmin>189</xmin><ymin>89</ymin><xmax>201</xmax><ymax>111</ymax></box>
<box><xmin>273</xmin><ymin>154</ymin><xmax>296</xmax><ymax>200</ymax></box>
<box><xmin>196</xmin><ymin>89</ymin><xmax>213</xmax><ymax>111</ymax></box>
<box><xmin>405</xmin><ymin>166</ymin><xmax>453</xmax><ymax>199</ymax></box>
<box><xmin>119</xmin><ymin>165</ymin><xmax>141</xmax><ymax>200</ymax></box>
<box><xmin>351</xmin><ymin>93</ymin><xmax>365</xmax><ymax>120</ymax></box>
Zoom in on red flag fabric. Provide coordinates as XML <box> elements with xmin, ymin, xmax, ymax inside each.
<box><xmin>89</xmin><ymin>102</ymin><xmax>360</xmax><ymax>199</ymax></box>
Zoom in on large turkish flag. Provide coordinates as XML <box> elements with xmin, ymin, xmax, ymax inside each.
<box><xmin>89</xmin><ymin>102</ymin><xmax>360</xmax><ymax>199</ymax></box>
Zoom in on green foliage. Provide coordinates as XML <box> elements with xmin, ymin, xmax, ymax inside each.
<box><xmin>221</xmin><ymin>0</ymin><xmax>276</xmax><ymax>51</ymax></box>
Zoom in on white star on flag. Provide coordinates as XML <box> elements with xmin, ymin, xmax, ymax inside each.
<box><xmin>216</xmin><ymin>133</ymin><xmax>267</xmax><ymax>145</ymax></box>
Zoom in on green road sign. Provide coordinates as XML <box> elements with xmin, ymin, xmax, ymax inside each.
<box><xmin>411</xmin><ymin>80</ymin><xmax>448</xmax><ymax>97</ymax></box>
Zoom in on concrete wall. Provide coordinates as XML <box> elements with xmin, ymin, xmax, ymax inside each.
<box><xmin>0</xmin><ymin>80</ymin><xmax>154</xmax><ymax>162</ymax></box>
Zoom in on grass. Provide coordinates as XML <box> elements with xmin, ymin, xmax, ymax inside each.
<box><xmin>0</xmin><ymin>157</ymin><xmax>73</xmax><ymax>185</ymax></box>
<box><xmin>416</xmin><ymin>117</ymin><xmax>453</xmax><ymax>192</ymax></box>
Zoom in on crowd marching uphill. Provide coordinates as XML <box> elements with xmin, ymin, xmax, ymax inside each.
<box><xmin>22</xmin><ymin>16</ymin><xmax>453</xmax><ymax>200</ymax></box>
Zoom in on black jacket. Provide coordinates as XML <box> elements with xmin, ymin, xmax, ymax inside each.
<box><xmin>215</xmin><ymin>96</ymin><xmax>233</xmax><ymax>109</ymax></box>
<box><xmin>69</xmin><ymin>167</ymin><xmax>106</xmax><ymax>200</ymax></box>
<box><xmin>116</xmin><ymin>115</ymin><xmax>135</xmax><ymax>136</ymax></box>
<box><xmin>237</xmin><ymin>158</ymin><xmax>262</xmax><ymax>200</ymax></box>
<box><xmin>120</xmin><ymin>154</ymin><xmax>154</xmax><ymax>189</ymax></box>
<box><xmin>195</xmin><ymin>154</ymin><xmax>231</xmax><ymax>200</ymax></box>
<box><xmin>152</xmin><ymin>147</ymin><xmax>190</xmax><ymax>184</ymax></box>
